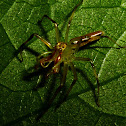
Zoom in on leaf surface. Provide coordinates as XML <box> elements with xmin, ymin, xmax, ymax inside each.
<box><xmin>0</xmin><ymin>0</ymin><xmax>126</xmax><ymax>125</ymax></box>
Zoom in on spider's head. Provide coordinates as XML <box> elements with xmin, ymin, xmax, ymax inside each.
<box><xmin>56</xmin><ymin>42</ymin><xmax>67</xmax><ymax>52</ymax></box>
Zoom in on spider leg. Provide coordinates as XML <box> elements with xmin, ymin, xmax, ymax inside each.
<box><xmin>37</xmin><ymin>51</ymin><xmax>52</xmax><ymax>60</ymax></box>
<box><xmin>48</xmin><ymin>63</ymin><xmax>68</xmax><ymax>106</ymax></box>
<box><xmin>102</xmin><ymin>35</ymin><xmax>126</xmax><ymax>48</ymax></box>
<box><xmin>19</xmin><ymin>33</ymin><xmax>53</xmax><ymax>61</ymax></box>
<box><xmin>65</xmin><ymin>0</ymin><xmax>83</xmax><ymax>42</ymax></box>
<box><xmin>74</xmin><ymin>57</ymin><xmax>100</xmax><ymax>106</ymax></box>
<box><xmin>63</xmin><ymin>62</ymin><xmax>77</xmax><ymax>100</ymax></box>
<box><xmin>54</xmin><ymin>62</ymin><xmax>77</xmax><ymax>110</ymax></box>
<box><xmin>39</xmin><ymin>15</ymin><xmax>60</xmax><ymax>43</ymax></box>
<box><xmin>36</xmin><ymin>63</ymin><xmax>68</xmax><ymax>120</ymax></box>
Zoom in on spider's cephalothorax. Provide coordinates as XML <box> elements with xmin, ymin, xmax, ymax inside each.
<box><xmin>56</xmin><ymin>42</ymin><xmax>67</xmax><ymax>52</ymax></box>
<box><xmin>39</xmin><ymin>42</ymin><xmax>67</xmax><ymax>73</ymax></box>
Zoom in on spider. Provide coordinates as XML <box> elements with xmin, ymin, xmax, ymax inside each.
<box><xmin>19</xmin><ymin>0</ymin><xmax>125</xmax><ymax>117</ymax></box>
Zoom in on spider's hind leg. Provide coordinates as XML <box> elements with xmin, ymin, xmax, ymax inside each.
<box><xmin>65</xmin><ymin>0</ymin><xmax>83</xmax><ymax>42</ymax></box>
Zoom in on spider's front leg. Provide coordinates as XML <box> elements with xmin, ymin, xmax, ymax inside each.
<box><xmin>74</xmin><ymin>57</ymin><xmax>100</xmax><ymax>106</ymax></box>
<box><xmin>36</xmin><ymin>63</ymin><xmax>68</xmax><ymax>120</ymax></box>
<box><xmin>19</xmin><ymin>33</ymin><xmax>53</xmax><ymax>62</ymax></box>
<box><xmin>55</xmin><ymin>62</ymin><xmax>78</xmax><ymax>110</ymax></box>
<box><xmin>48</xmin><ymin>63</ymin><xmax>68</xmax><ymax>105</ymax></box>
<box><xmin>63</xmin><ymin>62</ymin><xmax>77</xmax><ymax>100</ymax></box>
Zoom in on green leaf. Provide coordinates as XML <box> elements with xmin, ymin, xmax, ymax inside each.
<box><xmin>0</xmin><ymin>0</ymin><xmax>126</xmax><ymax>125</ymax></box>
